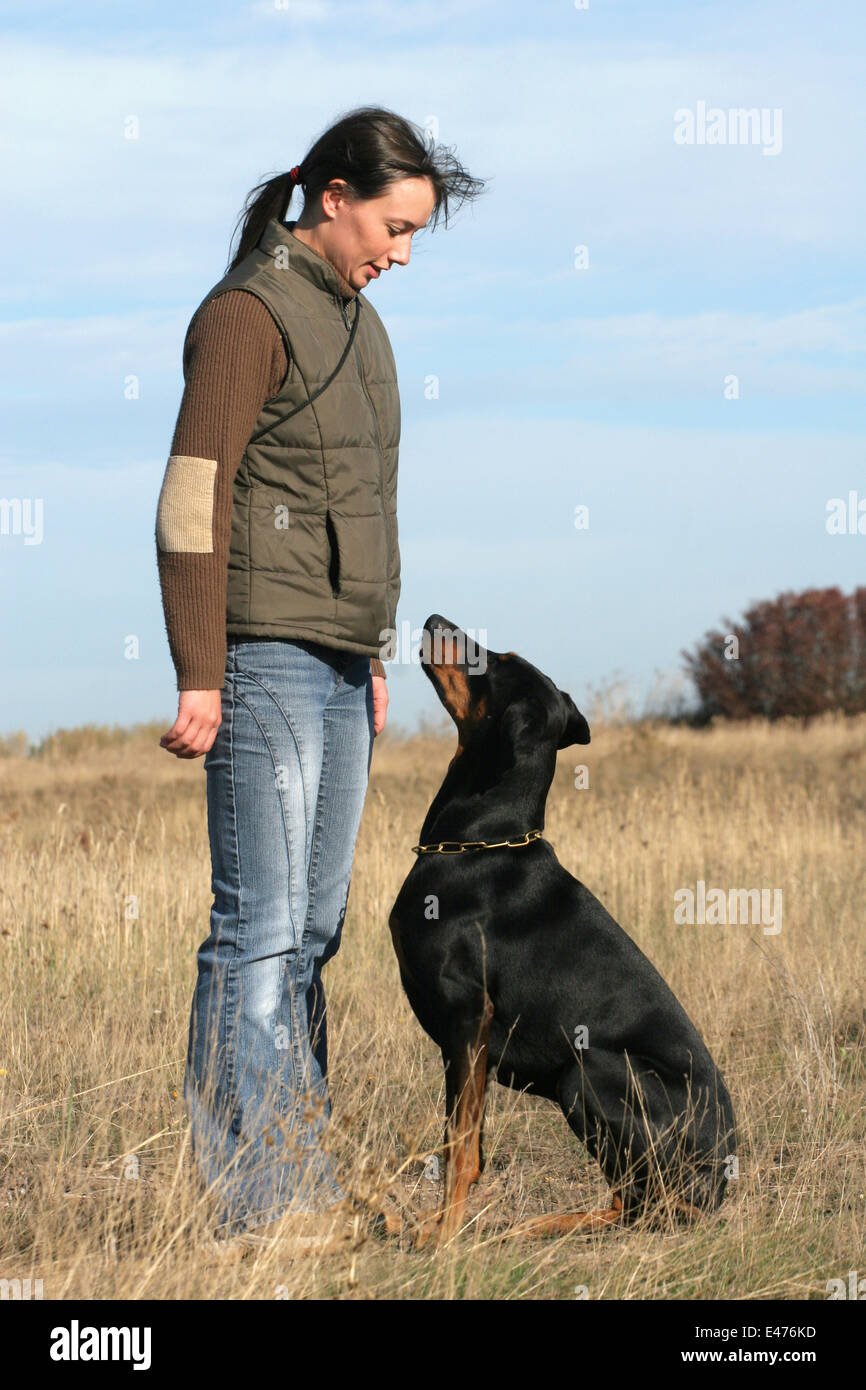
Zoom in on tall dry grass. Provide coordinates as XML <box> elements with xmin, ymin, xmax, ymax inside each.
<box><xmin>0</xmin><ymin>711</ymin><xmax>864</xmax><ymax>1299</ymax></box>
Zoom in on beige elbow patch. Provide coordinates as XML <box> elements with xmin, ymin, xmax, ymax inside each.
<box><xmin>156</xmin><ymin>454</ymin><xmax>218</xmax><ymax>552</ymax></box>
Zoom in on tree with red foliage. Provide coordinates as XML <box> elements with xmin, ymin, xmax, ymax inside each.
<box><xmin>681</xmin><ymin>586</ymin><xmax>866</xmax><ymax>723</ymax></box>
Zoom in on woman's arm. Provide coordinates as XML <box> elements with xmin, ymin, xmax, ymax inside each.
<box><xmin>155</xmin><ymin>289</ymin><xmax>288</xmax><ymax>691</ymax></box>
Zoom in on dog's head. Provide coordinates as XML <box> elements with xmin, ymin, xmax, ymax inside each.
<box><xmin>420</xmin><ymin>614</ymin><xmax>590</xmax><ymax>756</ymax></box>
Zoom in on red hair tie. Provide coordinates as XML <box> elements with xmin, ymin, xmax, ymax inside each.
<box><xmin>289</xmin><ymin>165</ymin><xmax>300</xmax><ymax>183</ymax></box>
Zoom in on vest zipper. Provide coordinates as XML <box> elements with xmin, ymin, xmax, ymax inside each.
<box><xmin>341</xmin><ymin>293</ymin><xmax>394</xmax><ymax>638</ymax></box>
<box><xmin>336</xmin><ymin>294</ymin><xmax>351</xmax><ymax>332</ymax></box>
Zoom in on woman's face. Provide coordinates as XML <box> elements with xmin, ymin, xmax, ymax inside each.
<box><xmin>301</xmin><ymin>175</ymin><xmax>438</xmax><ymax>291</ymax></box>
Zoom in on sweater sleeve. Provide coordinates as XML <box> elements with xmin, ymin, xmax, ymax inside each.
<box><xmin>155</xmin><ymin>289</ymin><xmax>287</xmax><ymax>690</ymax></box>
<box><xmin>155</xmin><ymin>289</ymin><xmax>388</xmax><ymax>688</ymax></box>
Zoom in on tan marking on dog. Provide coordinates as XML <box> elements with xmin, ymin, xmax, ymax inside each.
<box><xmin>454</xmin><ymin>697</ymin><xmax>487</xmax><ymax>754</ymax></box>
<box><xmin>435</xmin><ymin>665</ymin><xmax>471</xmax><ymax>722</ymax></box>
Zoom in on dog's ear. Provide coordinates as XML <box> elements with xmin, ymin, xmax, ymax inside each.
<box><xmin>557</xmin><ymin>691</ymin><xmax>590</xmax><ymax>748</ymax></box>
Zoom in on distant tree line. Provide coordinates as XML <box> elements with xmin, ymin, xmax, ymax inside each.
<box><xmin>681</xmin><ymin>586</ymin><xmax>866</xmax><ymax>723</ymax></box>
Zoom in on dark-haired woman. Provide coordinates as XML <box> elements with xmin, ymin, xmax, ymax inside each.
<box><xmin>155</xmin><ymin>106</ymin><xmax>484</xmax><ymax>1248</ymax></box>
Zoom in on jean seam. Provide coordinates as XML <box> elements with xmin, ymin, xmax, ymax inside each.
<box><xmin>300</xmin><ymin>714</ymin><xmax>329</xmax><ymax>979</ymax></box>
<box><xmin>228</xmin><ymin>685</ymin><xmax>304</xmax><ymax>1134</ymax></box>
<box><xmin>231</xmin><ymin>674</ymin><xmax>306</xmax><ymax>951</ymax></box>
<box><xmin>292</xmin><ymin>965</ymin><xmax>307</xmax><ymax>1124</ymax></box>
<box><xmin>229</xmin><ymin>665</ymin><xmax>320</xmax><ymax>1130</ymax></box>
<box><xmin>222</xmin><ymin>650</ymin><xmax>241</xmax><ymax>1129</ymax></box>
<box><xmin>232</xmin><ymin>663</ymin><xmax>310</xmax><ymax>841</ymax></box>
<box><xmin>295</xmin><ymin>670</ymin><xmax>349</xmax><ymax>1148</ymax></box>
<box><xmin>297</xmin><ymin>662</ymin><xmax>339</xmax><ymax>978</ymax></box>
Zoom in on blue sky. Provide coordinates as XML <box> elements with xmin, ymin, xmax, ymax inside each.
<box><xmin>1</xmin><ymin>0</ymin><xmax>864</xmax><ymax>740</ymax></box>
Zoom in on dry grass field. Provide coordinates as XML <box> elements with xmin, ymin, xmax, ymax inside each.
<box><xmin>1</xmin><ymin>709</ymin><xmax>864</xmax><ymax>1300</ymax></box>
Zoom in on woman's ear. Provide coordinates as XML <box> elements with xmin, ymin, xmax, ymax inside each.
<box><xmin>557</xmin><ymin>691</ymin><xmax>590</xmax><ymax>748</ymax></box>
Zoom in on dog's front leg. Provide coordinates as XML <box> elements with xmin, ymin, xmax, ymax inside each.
<box><xmin>414</xmin><ymin>996</ymin><xmax>494</xmax><ymax>1250</ymax></box>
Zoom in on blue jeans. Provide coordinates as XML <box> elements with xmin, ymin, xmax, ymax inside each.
<box><xmin>185</xmin><ymin>638</ymin><xmax>374</xmax><ymax>1236</ymax></box>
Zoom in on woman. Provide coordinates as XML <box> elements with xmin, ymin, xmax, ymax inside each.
<box><xmin>155</xmin><ymin>106</ymin><xmax>484</xmax><ymax>1248</ymax></box>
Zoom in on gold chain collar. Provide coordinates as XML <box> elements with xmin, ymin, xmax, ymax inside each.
<box><xmin>411</xmin><ymin>829</ymin><xmax>544</xmax><ymax>855</ymax></box>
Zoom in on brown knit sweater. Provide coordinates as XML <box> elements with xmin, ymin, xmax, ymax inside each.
<box><xmin>156</xmin><ymin>289</ymin><xmax>386</xmax><ymax>689</ymax></box>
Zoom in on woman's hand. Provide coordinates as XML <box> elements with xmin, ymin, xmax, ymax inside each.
<box><xmin>371</xmin><ymin>674</ymin><xmax>389</xmax><ymax>736</ymax></box>
<box><xmin>160</xmin><ymin>690</ymin><xmax>223</xmax><ymax>758</ymax></box>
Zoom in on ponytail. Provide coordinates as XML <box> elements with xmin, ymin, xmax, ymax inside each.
<box><xmin>225</xmin><ymin>169</ymin><xmax>299</xmax><ymax>273</ymax></box>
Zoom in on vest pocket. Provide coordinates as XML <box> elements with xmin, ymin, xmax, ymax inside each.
<box><xmin>325</xmin><ymin>509</ymin><xmax>341</xmax><ymax>596</ymax></box>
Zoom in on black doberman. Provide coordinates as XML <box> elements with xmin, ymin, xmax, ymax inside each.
<box><xmin>388</xmin><ymin>616</ymin><xmax>736</xmax><ymax>1247</ymax></box>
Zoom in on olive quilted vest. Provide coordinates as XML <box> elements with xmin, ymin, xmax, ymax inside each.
<box><xmin>189</xmin><ymin>216</ymin><xmax>400</xmax><ymax>657</ymax></box>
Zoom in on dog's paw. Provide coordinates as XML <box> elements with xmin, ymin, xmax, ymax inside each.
<box><xmin>411</xmin><ymin>1207</ymin><xmax>444</xmax><ymax>1250</ymax></box>
<box><xmin>372</xmin><ymin>1205</ymin><xmax>404</xmax><ymax>1239</ymax></box>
